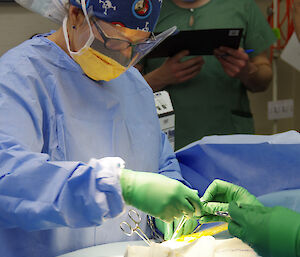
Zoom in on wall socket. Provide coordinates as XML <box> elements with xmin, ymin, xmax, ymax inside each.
<box><xmin>268</xmin><ymin>99</ymin><xmax>294</xmax><ymax>120</ymax></box>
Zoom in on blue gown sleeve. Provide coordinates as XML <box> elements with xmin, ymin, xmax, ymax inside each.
<box><xmin>0</xmin><ymin>67</ymin><xmax>124</xmax><ymax>231</ymax></box>
<box><xmin>157</xmin><ymin>131</ymin><xmax>189</xmax><ymax>186</ymax></box>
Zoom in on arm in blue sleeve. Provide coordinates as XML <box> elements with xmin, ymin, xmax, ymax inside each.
<box><xmin>0</xmin><ymin>137</ymin><xmax>125</xmax><ymax>231</ymax></box>
<box><xmin>158</xmin><ymin>131</ymin><xmax>190</xmax><ymax>186</ymax></box>
<box><xmin>0</xmin><ymin>72</ymin><xmax>124</xmax><ymax>231</ymax></box>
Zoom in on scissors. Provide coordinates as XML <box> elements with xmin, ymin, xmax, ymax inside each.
<box><xmin>120</xmin><ymin>209</ymin><xmax>152</xmax><ymax>246</ymax></box>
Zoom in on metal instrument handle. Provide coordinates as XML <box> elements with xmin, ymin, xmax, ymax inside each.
<box><xmin>134</xmin><ymin>227</ymin><xmax>151</xmax><ymax>246</ymax></box>
<box><xmin>120</xmin><ymin>221</ymin><xmax>133</xmax><ymax>236</ymax></box>
<box><xmin>128</xmin><ymin>209</ymin><xmax>141</xmax><ymax>225</ymax></box>
<box><xmin>121</xmin><ymin>210</ymin><xmax>152</xmax><ymax>246</ymax></box>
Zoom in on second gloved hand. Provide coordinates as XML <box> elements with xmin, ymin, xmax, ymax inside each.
<box><xmin>155</xmin><ymin>217</ymin><xmax>199</xmax><ymax>240</ymax></box>
<box><xmin>228</xmin><ymin>202</ymin><xmax>300</xmax><ymax>257</ymax></box>
<box><xmin>120</xmin><ymin>169</ymin><xmax>202</xmax><ymax>222</ymax></box>
<box><xmin>199</xmin><ymin>179</ymin><xmax>262</xmax><ymax>223</ymax></box>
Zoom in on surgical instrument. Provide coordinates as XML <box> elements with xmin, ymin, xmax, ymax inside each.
<box><xmin>120</xmin><ymin>209</ymin><xmax>152</xmax><ymax>246</ymax></box>
<box><xmin>191</xmin><ymin>220</ymin><xmax>202</xmax><ymax>234</ymax></box>
<box><xmin>215</xmin><ymin>210</ymin><xmax>231</xmax><ymax>218</ymax></box>
<box><xmin>201</xmin><ymin>199</ymin><xmax>231</xmax><ymax>219</ymax></box>
<box><xmin>170</xmin><ymin>215</ymin><xmax>187</xmax><ymax>240</ymax></box>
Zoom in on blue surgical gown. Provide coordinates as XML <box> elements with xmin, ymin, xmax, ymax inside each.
<box><xmin>0</xmin><ymin>33</ymin><xmax>183</xmax><ymax>257</ymax></box>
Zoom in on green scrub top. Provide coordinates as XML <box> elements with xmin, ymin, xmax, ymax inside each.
<box><xmin>144</xmin><ymin>0</ymin><xmax>276</xmax><ymax>150</ymax></box>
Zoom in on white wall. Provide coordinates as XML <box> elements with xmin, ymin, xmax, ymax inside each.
<box><xmin>0</xmin><ymin>2</ymin><xmax>59</xmax><ymax>56</ymax></box>
<box><xmin>248</xmin><ymin>0</ymin><xmax>300</xmax><ymax>134</ymax></box>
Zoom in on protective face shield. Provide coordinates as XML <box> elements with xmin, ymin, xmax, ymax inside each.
<box><xmin>63</xmin><ymin>1</ymin><xmax>177</xmax><ymax>81</ymax></box>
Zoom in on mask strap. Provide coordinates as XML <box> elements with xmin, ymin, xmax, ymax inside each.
<box><xmin>62</xmin><ymin>0</ymin><xmax>95</xmax><ymax>56</ymax></box>
<box><xmin>81</xmin><ymin>0</ymin><xmax>95</xmax><ymax>47</ymax></box>
<box><xmin>63</xmin><ymin>16</ymin><xmax>74</xmax><ymax>55</ymax></box>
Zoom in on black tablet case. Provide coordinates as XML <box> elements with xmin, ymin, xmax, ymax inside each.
<box><xmin>147</xmin><ymin>28</ymin><xmax>243</xmax><ymax>58</ymax></box>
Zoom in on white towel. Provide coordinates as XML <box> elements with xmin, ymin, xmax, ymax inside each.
<box><xmin>125</xmin><ymin>236</ymin><xmax>258</xmax><ymax>257</ymax></box>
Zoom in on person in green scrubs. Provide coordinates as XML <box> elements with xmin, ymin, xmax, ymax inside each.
<box><xmin>140</xmin><ymin>0</ymin><xmax>276</xmax><ymax>150</ymax></box>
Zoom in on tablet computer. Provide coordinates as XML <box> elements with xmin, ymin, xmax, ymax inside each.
<box><xmin>147</xmin><ymin>28</ymin><xmax>243</xmax><ymax>58</ymax></box>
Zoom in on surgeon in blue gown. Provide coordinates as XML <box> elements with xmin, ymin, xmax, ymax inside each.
<box><xmin>0</xmin><ymin>0</ymin><xmax>202</xmax><ymax>256</ymax></box>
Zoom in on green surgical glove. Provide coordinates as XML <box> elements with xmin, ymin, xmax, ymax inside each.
<box><xmin>199</xmin><ymin>179</ymin><xmax>262</xmax><ymax>223</ymax></box>
<box><xmin>228</xmin><ymin>202</ymin><xmax>300</xmax><ymax>257</ymax></box>
<box><xmin>120</xmin><ymin>169</ymin><xmax>202</xmax><ymax>222</ymax></box>
<box><xmin>155</xmin><ymin>217</ymin><xmax>199</xmax><ymax>240</ymax></box>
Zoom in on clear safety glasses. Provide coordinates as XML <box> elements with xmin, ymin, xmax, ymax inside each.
<box><xmin>89</xmin><ymin>17</ymin><xmax>177</xmax><ymax>67</ymax></box>
<box><xmin>91</xmin><ymin>18</ymin><xmax>157</xmax><ymax>52</ymax></box>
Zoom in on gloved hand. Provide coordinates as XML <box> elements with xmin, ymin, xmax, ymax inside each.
<box><xmin>155</xmin><ymin>217</ymin><xmax>199</xmax><ymax>240</ymax></box>
<box><xmin>120</xmin><ymin>169</ymin><xmax>202</xmax><ymax>222</ymax></box>
<box><xmin>199</xmin><ymin>179</ymin><xmax>262</xmax><ymax>223</ymax></box>
<box><xmin>228</xmin><ymin>202</ymin><xmax>300</xmax><ymax>257</ymax></box>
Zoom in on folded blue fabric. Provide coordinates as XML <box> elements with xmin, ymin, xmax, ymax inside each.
<box><xmin>177</xmin><ymin>143</ymin><xmax>300</xmax><ymax>196</ymax></box>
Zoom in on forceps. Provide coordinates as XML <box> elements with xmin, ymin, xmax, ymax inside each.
<box><xmin>215</xmin><ymin>210</ymin><xmax>231</xmax><ymax>218</ymax></box>
<box><xmin>170</xmin><ymin>215</ymin><xmax>187</xmax><ymax>240</ymax></box>
<box><xmin>201</xmin><ymin>199</ymin><xmax>232</xmax><ymax>219</ymax></box>
<box><xmin>120</xmin><ymin>209</ymin><xmax>152</xmax><ymax>246</ymax></box>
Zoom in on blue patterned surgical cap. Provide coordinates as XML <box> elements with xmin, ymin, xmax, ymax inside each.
<box><xmin>69</xmin><ymin>0</ymin><xmax>162</xmax><ymax>32</ymax></box>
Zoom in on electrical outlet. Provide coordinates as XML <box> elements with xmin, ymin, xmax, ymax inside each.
<box><xmin>268</xmin><ymin>99</ymin><xmax>294</xmax><ymax>120</ymax></box>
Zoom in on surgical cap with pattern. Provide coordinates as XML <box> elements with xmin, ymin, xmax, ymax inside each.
<box><xmin>69</xmin><ymin>0</ymin><xmax>162</xmax><ymax>32</ymax></box>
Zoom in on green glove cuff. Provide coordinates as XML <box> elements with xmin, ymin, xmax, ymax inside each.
<box><xmin>269</xmin><ymin>206</ymin><xmax>300</xmax><ymax>257</ymax></box>
<box><xmin>120</xmin><ymin>169</ymin><xmax>135</xmax><ymax>206</ymax></box>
